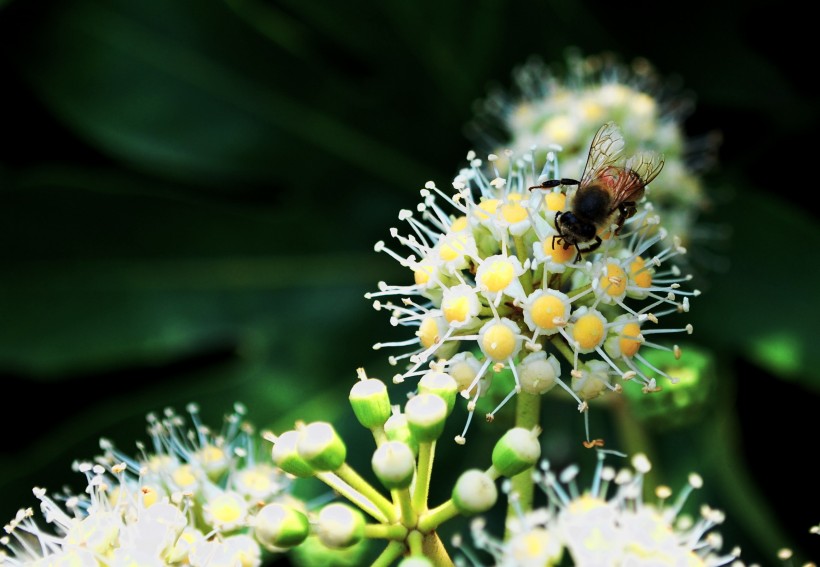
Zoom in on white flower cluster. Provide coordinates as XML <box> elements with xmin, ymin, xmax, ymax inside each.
<box><xmin>464</xmin><ymin>452</ymin><xmax>741</xmax><ymax>567</ymax></box>
<box><xmin>0</xmin><ymin>404</ymin><xmax>293</xmax><ymax>566</ymax></box>
<box><xmin>369</xmin><ymin>126</ymin><xmax>697</xmax><ymax>444</ymax></box>
<box><xmin>470</xmin><ymin>50</ymin><xmax>720</xmax><ymax>252</ymax></box>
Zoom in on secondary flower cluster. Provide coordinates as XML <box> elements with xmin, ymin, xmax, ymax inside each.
<box><xmin>0</xmin><ymin>404</ymin><xmax>292</xmax><ymax>566</ymax></box>
<box><xmin>264</xmin><ymin>368</ymin><xmax>545</xmax><ymax>566</ymax></box>
<box><xmin>368</xmin><ymin>137</ymin><xmax>697</xmax><ymax>445</ymax></box>
<box><xmin>470</xmin><ymin>50</ymin><xmax>720</xmax><ymax>251</ymax></box>
<box><xmin>460</xmin><ymin>451</ymin><xmax>741</xmax><ymax>566</ymax></box>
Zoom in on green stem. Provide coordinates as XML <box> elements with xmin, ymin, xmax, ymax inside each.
<box><xmin>610</xmin><ymin>396</ymin><xmax>658</xmax><ymax>490</ymax></box>
<box><xmin>407</xmin><ymin>530</ymin><xmax>424</xmax><ymax>556</ymax></box>
<box><xmin>372</xmin><ymin>541</ymin><xmax>408</xmax><ymax>567</ymax></box>
<box><xmin>513</xmin><ymin>235</ymin><xmax>533</xmax><ymax>294</ymax></box>
<box><xmin>417</xmin><ymin>500</ymin><xmax>458</xmax><ymax>532</ymax></box>
<box><xmin>394</xmin><ymin>488</ymin><xmax>417</xmax><ymax>527</ymax></box>
<box><xmin>550</xmin><ymin>334</ymin><xmax>576</xmax><ymax>364</ymax></box>
<box><xmin>412</xmin><ymin>441</ymin><xmax>435</xmax><ymax>513</ymax></box>
<box><xmin>334</xmin><ymin>463</ymin><xmax>399</xmax><ymax>522</ymax></box>
<box><xmin>421</xmin><ymin>531</ymin><xmax>454</xmax><ymax>567</ymax></box>
<box><xmin>507</xmin><ymin>391</ymin><xmax>540</xmax><ymax>534</ymax></box>
<box><xmin>371</xmin><ymin>426</ymin><xmax>387</xmax><ymax>447</ymax></box>
<box><xmin>316</xmin><ymin>471</ymin><xmax>389</xmax><ymax>523</ymax></box>
<box><xmin>364</xmin><ymin>523</ymin><xmax>409</xmax><ymax>540</ymax></box>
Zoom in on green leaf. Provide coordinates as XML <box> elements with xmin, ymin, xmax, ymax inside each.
<box><xmin>4</xmin><ymin>0</ymin><xmax>435</xmax><ymax>188</ymax></box>
<box><xmin>688</xmin><ymin>177</ymin><xmax>820</xmax><ymax>389</ymax></box>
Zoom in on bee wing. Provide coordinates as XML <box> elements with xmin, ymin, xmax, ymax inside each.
<box><xmin>609</xmin><ymin>151</ymin><xmax>666</xmax><ymax>206</ymax></box>
<box><xmin>579</xmin><ymin>122</ymin><xmax>626</xmax><ymax>187</ymax></box>
<box><xmin>625</xmin><ymin>151</ymin><xmax>665</xmax><ymax>186</ymax></box>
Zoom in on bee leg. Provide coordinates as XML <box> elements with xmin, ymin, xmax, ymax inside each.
<box><xmin>613</xmin><ymin>201</ymin><xmax>637</xmax><ymax>235</ymax></box>
<box><xmin>579</xmin><ymin>236</ymin><xmax>603</xmax><ymax>254</ymax></box>
<box><xmin>528</xmin><ymin>178</ymin><xmax>580</xmax><ymax>191</ymax></box>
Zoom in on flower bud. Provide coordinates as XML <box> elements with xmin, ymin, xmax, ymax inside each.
<box><xmin>316</xmin><ymin>503</ymin><xmax>365</xmax><ymax>549</ymax></box>
<box><xmin>451</xmin><ymin>469</ymin><xmax>497</xmax><ymax>515</ymax></box>
<box><xmin>405</xmin><ymin>393</ymin><xmax>448</xmax><ymax>443</ymax></box>
<box><xmin>371</xmin><ymin>441</ymin><xmax>415</xmax><ymax>490</ymax></box>
<box><xmin>349</xmin><ymin>374</ymin><xmax>392</xmax><ymax>429</ymax></box>
<box><xmin>384</xmin><ymin>412</ymin><xmax>419</xmax><ymax>456</ymax></box>
<box><xmin>271</xmin><ymin>430</ymin><xmax>315</xmax><ymax>478</ymax></box>
<box><xmin>297</xmin><ymin>422</ymin><xmax>346</xmax><ymax>471</ymax></box>
<box><xmin>254</xmin><ymin>503</ymin><xmax>310</xmax><ymax>550</ymax></box>
<box><xmin>418</xmin><ymin>371</ymin><xmax>458</xmax><ymax>415</ymax></box>
<box><xmin>491</xmin><ymin>427</ymin><xmax>541</xmax><ymax>477</ymax></box>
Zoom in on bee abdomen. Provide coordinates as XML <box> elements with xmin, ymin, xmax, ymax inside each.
<box><xmin>573</xmin><ymin>185</ymin><xmax>611</xmax><ymax>220</ymax></box>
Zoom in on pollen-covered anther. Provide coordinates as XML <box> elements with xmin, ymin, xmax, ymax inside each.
<box><xmin>493</xmin><ymin>362</ymin><xmax>505</xmax><ymax>372</ymax></box>
<box><xmin>686</xmin><ymin>324</ymin><xmax>694</xmax><ymax>334</ymax></box>
<box><xmin>613</xmin><ymin>384</ymin><xmax>623</xmax><ymax>393</ymax></box>
<box><xmin>485</xmin><ymin>413</ymin><xmax>494</xmax><ymax>423</ymax></box>
<box><xmin>578</xmin><ymin>402</ymin><xmax>588</xmax><ymax>413</ymax></box>
<box><xmin>622</xmin><ymin>371</ymin><xmax>637</xmax><ymax>380</ymax></box>
<box><xmin>642</xmin><ymin>383</ymin><xmax>662</xmax><ymax>394</ymax></box>
<box><xmin>582</xmin><ymin>439</ymin><xmax>605</xmax><ymax>449</ymax></box>
<box><xmin>454</xmin><ymin>435</ymin><xmax>466</xmax><ymax>445</ymax></box>
<box><xmin>647</xmin><ymin>313</ymin><xmax>659</xmax><ymax>324</ymax></box>
<box><xmin>524</xmin><ymin>341</ymin><xmax>541</xmax><ymax>352</ymax></box>
<box><xmin>571</xmin><ymin>369</ymin><xmax>583</xmax><ymax>378</ymax></box>
<box><xmin>673</xmin><ymin>345</ymin><xmax>682</xmax><ymax>359</ymax></box>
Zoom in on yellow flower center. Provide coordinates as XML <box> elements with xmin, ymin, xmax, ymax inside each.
<box><xmin>544</xmin><ymin>192</ymin><xmax>566</xmax><ymax>212</ymax></box>
<box><xmin>172</xmin><ymin>464</ymin><xmax>197</xmax><ymax>489</ymax></box>
<box><xmin>630</xmin><ymin>257</ymin><xmax>653</xmax><ymax>288</ymax></box>
<box><xmin>480</xmin><ymin>259</ymin><xmax>515</xmax><ymax>292</ymax></box>
<box><xmin>439</xmin><ymin>234</ymin><xmax>468</xmax><ymax>262</ymax></box>
<box><xmin>414</xmin><ymin>264</ymin><xmax>434</xmax><ymax>286</ymax></box>
<box><xmin>474</xmin><ymin>199</ymin><xmax>500</xmax><ymax>220</ymax></box>
<box><xmin>501</xmin><ymin>201</ymin><xmax>528</xmax><ymax>224</ymax></box>
<box><xmin>209</xmin><ymin>493</ymin><xmax>245</xmax><ymax>526</ymax></box>
<box><xmin>442</xmin><ymin>295</ymin><xmax>471</xmax><ymax>324</ymax></box>
<box><xmin>450</xmin><ymin>216</ymin><xmax>468</xmax><ymax>232</ymax></box>
<box><xmin>619</xmin><ymin>322</ymin><xmax>642</xmax><ymax>357</ymax></box>
<box><xmin>418</xmin><ymin>317</ymin><xmax>440</xmax><ymax>349</ymax></box>
<box><xmin>482</xmin><ymin>323</ymin><xmax>517</xmax><ymax>360</ymax></box>
<box><xmin>531</xmin><ymin>295</ymin><xmax>566</xmax><ymax>330</ymax></box>
<box><xmin>573</xmin><ymin>313</ymin><xmax>605</xmax><ymax>350</ymax></box>
<box><xmin>600</xmin><ymin>263</ymin><xmax>627</xmax><ymax>297</ymax></box>
<box><xmin>543</xmin><ymin>237</ymin><xmax>575</xmax><ymax>264</ymax></box>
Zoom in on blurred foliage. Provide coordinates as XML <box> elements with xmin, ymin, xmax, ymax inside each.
<box><xmin>1</xmin><ymin>0</ymin><xmax>818</xmax><ymax>565</ymax></box>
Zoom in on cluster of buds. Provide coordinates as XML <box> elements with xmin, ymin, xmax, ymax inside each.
<box><xmin>263</xmin><ymin>368</ymin><xmax>543</xmax><ymax>565</ymax></box>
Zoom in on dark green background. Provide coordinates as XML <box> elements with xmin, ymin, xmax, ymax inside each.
<box><xmin>1</xmin><ymin>1</ymin><xmax>818</xmax><ymax>565</ymax></box>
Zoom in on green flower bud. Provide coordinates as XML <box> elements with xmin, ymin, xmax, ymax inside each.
<box><xmin>371</xmin><ymin>441</ymin><xmax>415</xmax><ymax>490</ymax></box>
<box><xmin>417</xmin><ymin>371</ymin><xmax>458</xmax><ymax>415</ymax></box>
<box><xmin>451</xmin><ymin>469</ymin><xmax>498</xmax><ymax>515</ymax></box>
<box><xmin>384</xmin><ymin>412</ymin><xmax>419</xmax><ymax>457</ymax></box>
<box><xmin>297</xmin><ymin>422</ymin><xmax>347</xmax><ymax>471</ymax></box>
<box><xmin>254</xmin><ymin>503</ymin><xmax>310</xmax><ymax>550</ymax></box>
<box><xmin>316</xmin><ymin>503</ymin><xmax>365</xmax><ymax>549</ymax></box>
<box><xmin>349</xmin><ymin>370</ymin><xmax>392</xmax><ymax>429</ymax></box>
<box><xmin>491</xmin><ymin>427</ymin><xmax>541</xmax><ymax>477</ymax></box>
<box><xmin>405</xmin><ymin>393</ymin><xmax>447</xmax><ymax>443</ymax></box>
<box><xmin>270</xmin><ymin>430</ymin><xmax>315</xmax><ymax>478</ymax></box>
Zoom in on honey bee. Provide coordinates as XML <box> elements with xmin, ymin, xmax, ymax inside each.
<box><xmin>529</xmin><ymin>121</ymin><xmax>665</xmax><ymax>257</ymax></box>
